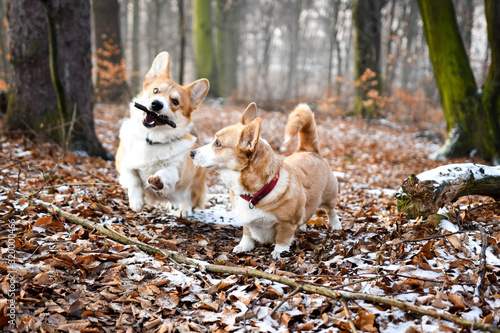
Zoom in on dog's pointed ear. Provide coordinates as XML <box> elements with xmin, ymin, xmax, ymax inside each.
<box><xmin>238</xmin><ymin>118</ymin><xmax>262</xmax><ymax>153</ymax></box>
<box><xmin>145</xmin><ymin>52</ymin><xmax>170</xmax><ymax>80</ymax></box>
<box><xmin>187</xmin><ymin>79</ymin><xmax>210</xmax><ymax>109</ymax></box>
<box><xmin>239</xmin><ymin>103</ymin><xmax>258</xmax><ymax>125</ymax></box>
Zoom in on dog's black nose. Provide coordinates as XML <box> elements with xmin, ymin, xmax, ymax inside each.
<box><xmin>151</xmin><ymin>100</ymin><xmax>163</xmax><ymax>111</ymax></box>
<box><xmin>190</xmin><ymin>151</ymin><xmax>196</xmax><ymax>159</ymax></box>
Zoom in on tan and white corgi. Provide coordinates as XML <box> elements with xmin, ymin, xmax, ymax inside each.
<box><xmin>190</xmin><ymin>103</ymin><xmax>340</xmax><ymax>258</ymax></box>
<box><xmin>116</xmin><ymin>52</ymin><xmax>209</xmax><ymax>217</ymax></box>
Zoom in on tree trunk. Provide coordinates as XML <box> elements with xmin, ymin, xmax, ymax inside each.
<box><xmin>454</xmin><ymin>0</ymin><xmax>473</xmax><ymax>55</ymax></box>
<box><xmin>383</xmin><ymin>0</ymin><xmax>396</xmax><ymax>96</ymax></box>
<box><xmin>285</xmin><ymin>0</ymin><xmax>302</xmax><ymax>100</ymax></box>
<box><xmin>352</xmin><ymin>0</ymin><xmax>385</xmax><ymax>118</ymax></box>
<box><xmin>178</xmin><ymin>0</ymin><xmax>186</xmax><ymax>85</ymax></box>
<box><xmin>396</xmin><ymin>163</ymin><xmax>500</xmax><ymax>218</ymax></box>
<box><xmin>5</xmin><ymin>0</ymin><xmax>110</xmax><ymax>159</ymax></box>
<box><xmin>327</xmin><ymin>1</ymin><xmax>340</xmax><ymax>97</ymax></box>
<box><xmin>418</xmin><ymin>0</ymin><xmax>498</xmax><ymax>162</ymax></box>
<box><xmin>193</xmin><ymin>0</ymin><xmax>216</xmax><ymax>95</ymax></box>
<box><xmin>482</xmin><ymin>0</ymin><xmax>500</xmax><ymax>164</ymax></box>
<box><xmin>130</xmin><ymin>0</ymin><xmax>140</xmax><ymax>96</ymax></box>
<box><xmin>225</xmin><ymin>0</ymin><xmax>240</xmax><ymax>97</ymax></box>
<box><xmin>0</xmin><ymin>0</ymin><xmax>9</xmax><ymax>88</ymax></box>
<box><xmin>92</xmin><ymin>0</ymin><xmax>129</xmax><ymax>104</ymax></box>
<box><xmin>214</xmin><ymin>0</ymin><xmax>228</xmax><ymax>97</ymax></box>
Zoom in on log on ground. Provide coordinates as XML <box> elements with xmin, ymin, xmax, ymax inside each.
<box><xmin>396</xmin><ymin>163</ymin><xmax>500</xmax><ymax>218</ymax></box>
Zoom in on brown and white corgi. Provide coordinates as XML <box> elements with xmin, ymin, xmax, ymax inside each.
<box><xmin>190</xmin><ymin>103</ymin><xmax>340</xmax><ymax>258</ymax></box>
<box><xmin>115</xmin><ymin>52</ymin><xmax>209</xmax><ymax>217</ymax></box>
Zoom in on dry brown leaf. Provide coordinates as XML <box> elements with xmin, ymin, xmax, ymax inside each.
<box><xmin>354</xmin><ymin>310</ymin><xmax>377</xmax><ymax>333</ymax></box>
<box><xmin>446</xmin><ymin>235</ymin><xmax>462</xmax><ymax>250</ymax></box>
<box><xmin>448</xmin><ymin>294</ymin><xmax>466</xmax><ymax>310</ymax></box>
<box><xmin>58</xmin><ymin>320</ymin><xmax>90</xmax><ymax>332</ymax></box>
<box><xmin>32</xmin><ymin>272</ymin><xmax>50</xmax><ymax>286</ymax></box>
<box><xmin>297</xmin><ymin>321</ymin><xmax>314</xmax><ymax>331</ymax></box>
<box><xmin>155</xmin><ymin>293</ymin><xmax>179</xmax><ymax>310</ymax></box>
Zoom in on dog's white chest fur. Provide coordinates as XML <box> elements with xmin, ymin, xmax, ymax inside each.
<box><xmin>234</xmin><ymin>197</ymin><xmax>278</xmax><ymax>244</ymax></box>
<box><xmin>219</xmin><ymin>169</ymin><xmax>283</xmax><ymax>244</ymax></box>
<box><xmin>119</xmin><ymin>118</ymin><xmax>195</xmax><ymax>176</ymax></box>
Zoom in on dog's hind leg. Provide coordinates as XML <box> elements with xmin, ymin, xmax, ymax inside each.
<box><xmin>327</xmin><ymin>209</ymin><xmax>341</xmax><ymax>230</ymax></box>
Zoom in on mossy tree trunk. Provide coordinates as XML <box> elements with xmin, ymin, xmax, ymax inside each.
<box><xmin>5</xmin><ymin>0</ymin><xmax>110</xmax><ymax>160</ymax></box>
<box><xmin>92</xmin><ymin>0</ymin><xmax>130</xmax><ymax>104</ymax></box>
<box><xmin>418</xmin><ymin>0</ymin><xmax>499</xmax><ymax>162</ymax></box>
<box><xmin>352</xmin><ymin>0</ymin><xmax>385</xmax><ymax>118</ymax></box>
<box><xmin>482</xmin><ymin>0</ymin><xmax>500</xmax><ymax>163</ymax></box>
<box><xmin>193</xmin><ymin>0</ymin><xmax>218</xmax><ymax>96</ymax></box>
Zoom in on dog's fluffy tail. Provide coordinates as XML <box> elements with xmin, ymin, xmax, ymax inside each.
<box><xmin>284</xmin><ymin>103</ymin><xmax>320</xmax><ymax>153</ymax></box>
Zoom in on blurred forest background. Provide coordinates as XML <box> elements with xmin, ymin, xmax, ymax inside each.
<box><xmin>0</xmin><ymin>0</ymin><xmax>497</xmax><ymax>161</ymax></box>
<box><xmin>1</xmin><ymin>0</ymin><xmax>488</xmax><ymax>103</ymax></box>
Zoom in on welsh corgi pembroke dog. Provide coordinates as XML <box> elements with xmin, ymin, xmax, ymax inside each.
<box><xmin>190</xmin><ymin>103</ymin><xmax>340</xmax><ymax>258</ymax></box>
<box><xmin>116</xmin><ymin>52</ymin><xmax>210</xmax><ymax>217</ymax></box>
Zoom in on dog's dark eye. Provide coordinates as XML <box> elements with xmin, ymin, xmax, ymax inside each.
<box><xmin>153</xmin><ymin>88</ymin><xmax>159</xmax><ymax>94</ymax></box>
<box><xmin>171</xmin><ymin>98</ymin><xmax>179</xmax><ymax>106</ymax></box>
<box><xmin>214</xmin><ymin>139</ymin><xmax>221</xmax><ymax>148</ymax></box>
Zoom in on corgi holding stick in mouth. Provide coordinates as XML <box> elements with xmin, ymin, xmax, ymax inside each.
<box><xmin>190</xmin><ymin>103</ymin><xmax>340</xmax><ymax>258</ymax></box>
<box><xmin>116</xmin><ymin>52</ymin><xmax>209</xmax><ymax>217</ymax></box>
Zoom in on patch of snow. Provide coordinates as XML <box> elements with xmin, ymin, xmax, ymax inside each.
<box><xmin>461</xmin><ymin>306</ymin><xmax>483</xmax><ymax>322</ymax></box>
<box><xmin>333</xmin><ymin>171</ymin><xmax>348</xmax><ymax>179</ymax></box>
<box><xmin>393</xmin><ymin>292</ymin><xmax>420</xmax><ymax>302</ymax></box>
<box><xmin>439</xmin><ymin>219</ymin><xmax>459</xmax><ymax>233</ymax></box>
<box><xmin>366</xmin><ymin>189</ymin><xmax>397</xmax><ymax>197</ymax></box>
<box><xmin>417</xmin><ymin>163</ymin><xmax>500</xmax><ymax>184</ymax></box>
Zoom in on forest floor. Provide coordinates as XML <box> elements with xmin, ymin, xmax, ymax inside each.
<box><xmin>1</xmin><ymin>101</ymin><xmax>500</xmax><ymax>333</ymax></box>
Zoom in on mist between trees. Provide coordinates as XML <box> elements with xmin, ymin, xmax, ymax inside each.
<box><xmin>0</xmin><ymin>0</ymin><xmax>488</xmax><ymax>106</ymax></box>
<box><xmin>116</xmin><ymin>0</ymin><xmax>488</xmax><ymax>104</ymax></box>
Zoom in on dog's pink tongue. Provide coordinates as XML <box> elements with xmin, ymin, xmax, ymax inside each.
<box><xmin>145</xmin><ymin>114</ymin><xmax>156</xmax><ymax>125</ymax></box>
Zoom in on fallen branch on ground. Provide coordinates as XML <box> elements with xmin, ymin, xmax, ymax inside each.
<box><xmin>3</xmin><ymin>185</ymin><xmax>499</xmax><ymax>333</ymax></box>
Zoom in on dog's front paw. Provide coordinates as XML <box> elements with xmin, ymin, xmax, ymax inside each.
<box><xmin>175</xmin><ymin>207</ymin><xmax>193</xmax><ymax>218</ymax></box>
<box><xmin>271</xmin><ymin>244</ymin><xmax>290</xmax><ymax>259</ymax></box>
<box><xmin>233</xmin><ymin>235</ymin><xmax>255</xmax><ymax>254</ymax></box>
<box><xmin>147</xmin><ymin>175</ymin><xmax>164</xmax><ymax>190</ymax></box>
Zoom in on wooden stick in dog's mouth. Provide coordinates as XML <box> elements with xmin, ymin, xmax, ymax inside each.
<box><xmin>134</xmin><ymin>102</ymin><xmax>177</xmax><ymax>129</ymax></box>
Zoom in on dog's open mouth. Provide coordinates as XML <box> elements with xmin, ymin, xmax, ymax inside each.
<box><xmin>134</xmin><ymin>102</ymin><xmax>177</xmax><ymax>129</ymax></box>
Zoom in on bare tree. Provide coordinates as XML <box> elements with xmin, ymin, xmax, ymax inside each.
<box><xmin>92</xmin><ymin>0</ymin><xmax>129</xmax><ymax>103</ymax></box>
<box><xmin>5</xmin><ymin>0</ymin><xmax>110</xmax><ymax>159</ymax></box>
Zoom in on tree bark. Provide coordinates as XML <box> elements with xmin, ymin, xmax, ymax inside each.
<box><xmin>178</xmin><ymin>0</ymin><xmax>186</xmax><ymax>85</ymax></box>
<box><xmin>396</xmin><ymin>163</ymin><xmax>500</xmax><ymax>218</ymax></box>
<box><xmin>130</xmin><ymin>0</ymin><xmax>140</xmax><ymax>96</ymax></box>
<box><xmin>352</xmin><ymin>0</ymin><xmax>386</xmax><ymax>117</ymax></box>
<box><xmin>5</xmin><ymin>0</ymin><xmax>110</xmax><ymax>159</ymax></box>
<box><xmin>92</xmin><ymin>0</ymin><xmax>129</xmax><ymax>104</ymax></box>
<box><xmin>193</xmin><ymin>0</ymin><xmax>216</xmax><ymax>95</ymax></box>
<box><xmin>418</xmin><ymin>0</ymin><xmax>498</xmax><ymax>162</ymax></box>
<box><xmin>483</xmin><ymin>0</ymin><xmax>500</xmax><ymax>164</ymax></box>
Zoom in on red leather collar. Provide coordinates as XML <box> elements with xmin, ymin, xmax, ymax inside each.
<box><xmin>240</xmin><ymin>173</ymin><xmax>280</xmax><ymax>209</ymax></box>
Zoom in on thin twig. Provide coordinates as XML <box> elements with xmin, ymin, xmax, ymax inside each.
<box><xmin>65</xmin><ymin>103</ymin><xmax>77</xmax><ymax>150</ymax></box>
<box><xmin>341</xmin><ymin>299</ymin><xmax>358</xmax><ymax>333</ymax></box>
<box><xmin>46</xmin><ymin>182</ymin><xmax>119</xmax><ymax>188</ymax></box>
<box><xmin>267</xmin><ymin>286</ymin><xmax>302</xmax><ymax>318</ymax></box>
<box><xmin>474</xmin><ymin>222</ymin><xmax>488</xmax><ymax>296</ymax></box>
<box><xmin>29</xmin><ymin>153</ymin><xmax>65</xmax><ymax>198</ymax></box>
